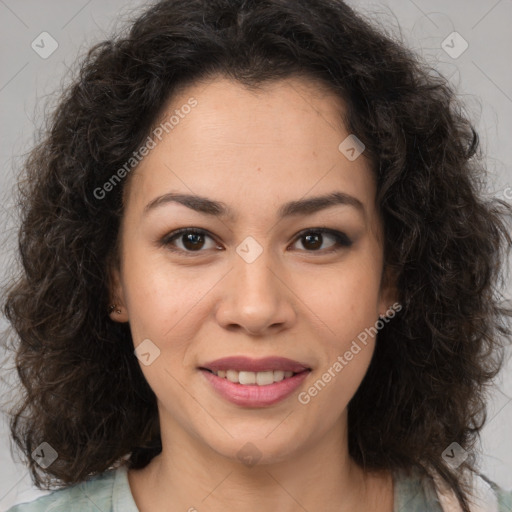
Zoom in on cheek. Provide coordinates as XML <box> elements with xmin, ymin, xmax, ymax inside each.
<box><xmin>298</xmin><ymin>316</ymin><xmax>377</xmax><ymax>427</ymax></box>
<box><xmin>121</xmin><ymin>244</ymin><xmax>225</xmax><ymax>370</ymax></box>
<box><xmin>120</xmin><ymin>243</ymin><xmax>192</xmax><ymax>342</ymax></box>
<box><xmin>309</xmin><ymin>257</ymin><xmax>382</xmax><ymax>339</ymax></box>
<box><xmin>314</xmin><ymin>255</ymin><xmax>383</xmax><ymax>407</ymax></box>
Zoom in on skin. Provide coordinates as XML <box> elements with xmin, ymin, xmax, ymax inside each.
<box><xmin>110</xmin><ymin>75</ymin><xmax>398</xmax><ymax>512</ymax></box>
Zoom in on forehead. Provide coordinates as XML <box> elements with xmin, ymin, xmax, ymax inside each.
<box><xmin>157</xmin><ymin>74</ymin><xmax>349</xmax><ymax>151</ymax></box>
<box><xmin>125</xmin><ymin>75</ymin><xmax>377</xmax><ymax>227</ymax></box>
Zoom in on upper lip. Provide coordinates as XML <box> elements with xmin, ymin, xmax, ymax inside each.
<box><xmin>200</xmin><ymin>356</ymin><xmax>311</xmax><ymax>373</ymax></box>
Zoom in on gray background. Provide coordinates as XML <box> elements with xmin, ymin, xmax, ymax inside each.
<box><xmin>0</xmin><ymin>0</ymin><xmax>511</xmax><ymax>509</ymax></box>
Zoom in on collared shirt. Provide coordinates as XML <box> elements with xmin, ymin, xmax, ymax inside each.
<box><xmin>6</xmin><ymin>464</ymin><xmax>512</xmax><ymax>511</ymax></box>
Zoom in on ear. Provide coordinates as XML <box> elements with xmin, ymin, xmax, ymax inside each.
<box><xmin>378</xmin><ymin>264</ymin><xmax>400</xmax><ymax>318</ymax></box>
<box><xmin>107</xmin><ymin>255</ymin><xmax>130</xmax><ymax>323</ymax></box>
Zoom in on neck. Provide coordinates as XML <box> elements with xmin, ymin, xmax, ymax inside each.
<box><xmin>128</xmin><ymin>412</ymin><xmax>393</xmax><ymax>512</ymax></box>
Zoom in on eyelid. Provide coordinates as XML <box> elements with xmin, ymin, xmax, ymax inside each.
<box><xmin>292</xmin><ymin>227</ymin><xmax>353</xmax><ymax>250</ymax></box>
<box><xmin>159</xmin><ymin>226</ymin><xmax>353</xmax><ymax>255</ymax></box>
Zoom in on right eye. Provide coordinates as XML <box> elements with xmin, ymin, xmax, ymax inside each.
<box><xmin>160</xmin><ymin>228</ymin><xmax>221</xmax><ymax>255</ymax></box>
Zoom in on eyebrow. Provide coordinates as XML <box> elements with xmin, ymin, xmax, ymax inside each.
<box><xmin>143</xmin><ymin>191</ymin><xmax>365</xmax><ymax>220</ymax></box>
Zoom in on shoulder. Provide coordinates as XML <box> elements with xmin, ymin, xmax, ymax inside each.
<box><xmin>393</xmin><ymin>466</ymin><xmax>512</xmax><ymax>512</ymax></box>
<box><xmin>479</xmin><ymin>473</ymin><xmax>512</xmax><ymax>512</ymax></box>
<box><xmin>497</xmin><ymin>488</ymin><xmax>512</xmax><ymax>511</ymax></box>
<box><xmin>6</xmin><ymin>468</ymin><xmax>119</xmax><ymax>512</ymax></box>
<box><xmin>393</xmin><ymin>466</ymin><xmax>444</xmax><ymax>511</ymax></box>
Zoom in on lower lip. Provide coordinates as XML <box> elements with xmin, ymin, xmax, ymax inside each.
<box><xmin>200</xmin><ymin>369</ymin><xmax>310</xmax><ymax>407</ymax></box>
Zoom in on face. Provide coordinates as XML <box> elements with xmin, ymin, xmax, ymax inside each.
<box><xmin>110</xmin><ymin>75</ymin><xmax>396</xmax><ymax>466</ymax></box>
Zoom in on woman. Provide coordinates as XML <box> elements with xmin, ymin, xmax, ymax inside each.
<box><xmin>2</xmin><ymin>0</ymin><xmax>512</xmax><ymax>511</ymax></box>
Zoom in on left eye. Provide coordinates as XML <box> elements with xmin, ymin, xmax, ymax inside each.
<box><xmin>160</xmin><ymin>227</ymin><xmax>352</xmax><ymax>255</ymax></box>
<box><xmin>291</xmin><ymin>228</ymin><xmax>352</xmax><ymax>252</ymax></box>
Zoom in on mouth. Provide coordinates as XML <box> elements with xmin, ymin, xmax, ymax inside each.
<box><xmin>199</xmin><ymin>368</ymin><xmax>308</xmax><ymax>386</ymax></box>
<box><xmin>198</xmin><ymin>356</ymin><xmax>312</xmax><ymax>407</ymax></box>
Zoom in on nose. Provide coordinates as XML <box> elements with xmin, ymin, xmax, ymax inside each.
<box><xmin>215</xmin><ymin>244</ymin><xmax>296</xmax><ymax>336</ymax></box>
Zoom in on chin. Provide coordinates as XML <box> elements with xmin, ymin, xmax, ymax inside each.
<box><xmin>201</xmin><ymin>430</ymin><xmax>305</xmax><ymax>468</ymax></box>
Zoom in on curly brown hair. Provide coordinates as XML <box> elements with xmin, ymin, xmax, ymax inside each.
<box><xmin>2</xmin><ymin>1</ymin><xmax>512</xmax><ymax>511</ymax></box>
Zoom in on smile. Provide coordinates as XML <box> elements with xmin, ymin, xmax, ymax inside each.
<box><xmin>204</xmin><ymin>368</ymin><xmax>298</xmax><ymax>386</ymax></box>
<box><xmin>199</xmin><ymin>356</ymin><xmax>312</xmax><ymax>407</ymax></box>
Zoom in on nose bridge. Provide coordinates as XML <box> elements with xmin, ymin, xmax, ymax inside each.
<box><xmin>216</xmin><ymin>233</ymin><xmax>294</xmax><ymax>333</ymax></box>
<box><xmin>233</xmin><ymin>234</ymin><xmax>279</xmax><ymax>302</ymax></box>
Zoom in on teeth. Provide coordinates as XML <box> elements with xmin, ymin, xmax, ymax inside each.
<box><xmin>273</xmin><ymin>370</ymin><xmax>285</xmax><ymax>382</ymax></box>
<box><xmin>239</xmin><ymin>371</ymin><xmax>256</xmax><ymax>385</ymax></box>
<box><xmin>212</xmin><ymin>369</ymin><xmax>296</xmax><ymax>385</ymax></box>
<box><xmin>226</xmin><ymin>370</ymin><xmax>239</xmax><ymax>383</ymax></box>
<box><xmin>256</xmin><ymin>371</ymin><xmax>275</xmax><ymax>385</ymax></box>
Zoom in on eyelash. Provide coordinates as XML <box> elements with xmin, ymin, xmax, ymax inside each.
<box><xmin>159</xmin><ymin>227</ymin><xmax>353</xmax><ymax>256</ymax></box>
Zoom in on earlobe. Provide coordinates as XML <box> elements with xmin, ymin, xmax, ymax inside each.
<box><xmin>108</xmin><ymin>264</ymin><xmax>129</xmax><ymax>323</ymax></box>
<box><xmin>108</xmin><ymin>302</ymin><xmax>129</xmax><ymax>322</ymax></box>
<box><xmin>108</xmin><ymin>304</ymin><xmax>122</xmax><ymax>315</ymax></box>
